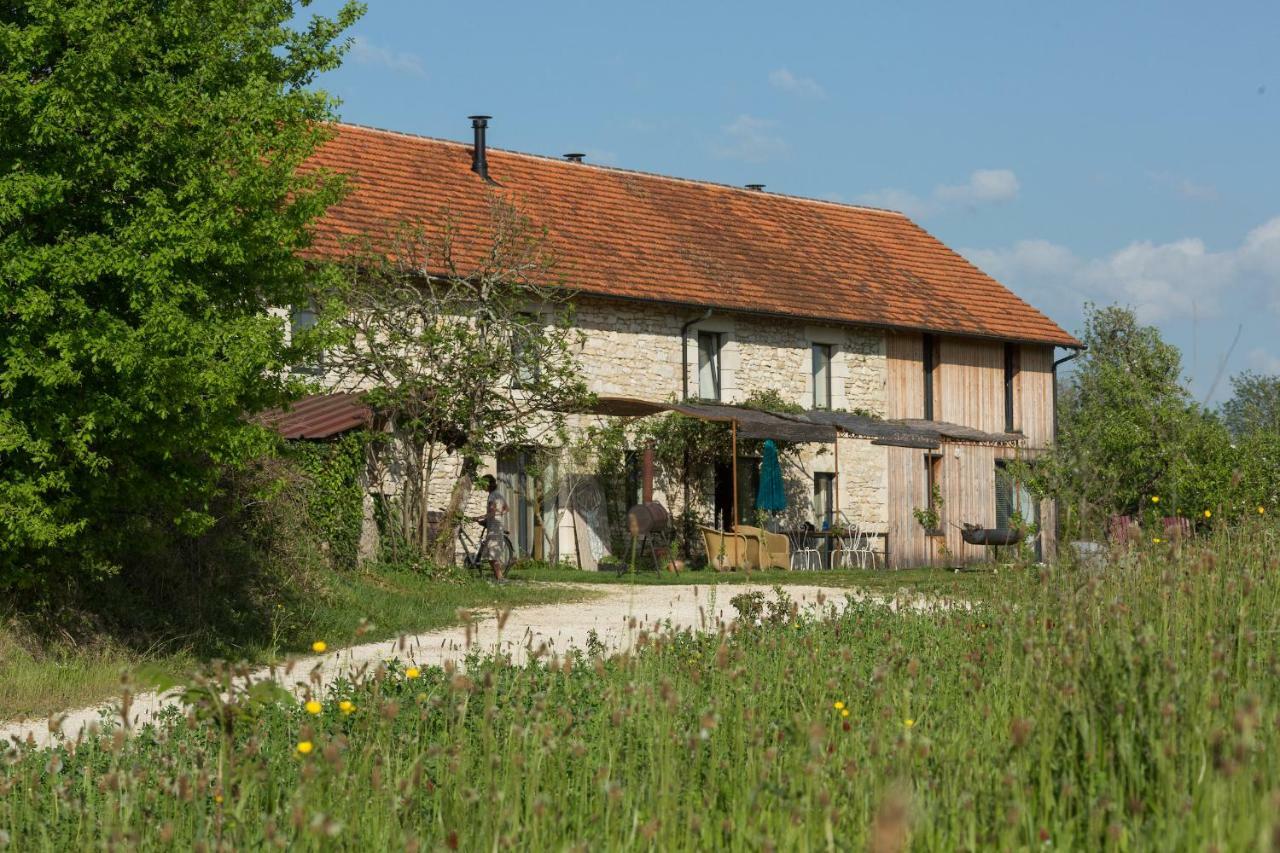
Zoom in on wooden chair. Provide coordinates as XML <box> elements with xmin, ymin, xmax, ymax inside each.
<box><xmin>736</xmin><ymin>525</ymin><xmax>790</xmax><ymax>570</ymax></box>
<box><xmin>698</xmin><ymin>526</ymin><xmax>751</xmax><ymax>571</ymax></box>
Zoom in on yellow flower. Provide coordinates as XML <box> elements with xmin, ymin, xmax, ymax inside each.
<box><xmin>304</xmin><ymin>700</ymin><xmax>322</xmax><ymax>715</ymax></box>
<box><xmin>1259</xmin><ymin>506</ymin><xmax>1267</xmax><ymax>515</ymax></box>
<box><xmin>311</xmin><ymin>641</ymin><xmax>327</xmax><ymax>654</ymax></box>
<box><xmin>338</xmin><ymin>700</ymin><xmax>355</xmax><ymax>715</ymax></box>
<box><xmin>841</xmin><ymin>708</ymin><xmax>850</xmax><ymax>718</ymax></box>
<box><xmin>296</xmin><ymin>741</ymin><xmax>314</xmax><ymax>755</ymax></box>
<box><xmin>214</xmin><ymin>794</ymin><xmax>223</xmax><ymax>804</ymax></box>
<box><xmin>833</xmin><ymin>701</ymin><xmax>845</xmax><ymax>711</ymax></box>
<box><xmin>405</xmin><ymin>666</ymin><xmax>421</xmax><ymax>680</ymax></box>
<box><xmin>904</xmin><ymin>718</ymin><xmax>915</xmax><ymax>728</ymax></box>
<box><xmin>1152</xmin><ymin>537</ymin><xmax>1162</xmax><ymax>544</ymax></box>
<box><xmin>1203</xmin><ymin>509</ymin><xmax>1212</xmax><ymax>519</ymax></box>
<box><xmin>1151</xmin><ymin>496</ymin><xmax>1160</xmax><ymax>504</ymax></box>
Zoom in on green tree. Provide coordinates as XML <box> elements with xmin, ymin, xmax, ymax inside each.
<box><xmin>1220</xmin><ymin>370</ymin><xmax>1280</xmax><ymax>438</ymax></box>
<box><xmin>322</xmin><ymin>197</ymin><xmax>591</xmax><ymax>566</ymax></box>
<box><xmin>1039</xmin><ymin>305</ymin><xmax>1233</xmax><ymax>526</ymax></box>
<box><xmin>0</xmin><ymin>1</ymin><xmax>362</xmax><ymax>589</ymax></box>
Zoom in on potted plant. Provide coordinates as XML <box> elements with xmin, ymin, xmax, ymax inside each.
<box><xmin>913</xmin><ymin>484</ymin><xmax>947</xmax><ymax>565</ymax></box>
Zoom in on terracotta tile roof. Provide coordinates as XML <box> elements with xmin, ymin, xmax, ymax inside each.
<box><xmin>305</xmin><ymin>124</ymin><xmax>1079</xmax><ymax>348</ymax></box>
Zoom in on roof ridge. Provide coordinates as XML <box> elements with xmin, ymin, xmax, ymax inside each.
<box><xmin>334</xmin><ymin>121</ymin><xmax>909</xmax><ymax>219</ymax></box>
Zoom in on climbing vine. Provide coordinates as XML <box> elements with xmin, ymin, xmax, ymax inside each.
<box><xmin>286</xmin><ymin>432</ymin><xmax>368</xmax><ymax>570</ymax></box>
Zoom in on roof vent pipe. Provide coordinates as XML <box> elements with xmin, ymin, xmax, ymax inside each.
<box><xmin>563</xmin><ymin>152</ymin><xmax>585</xmax><ymax>163</ymax></box>
<box><xmin>468</xmin><ymin>115</ymin><xmax>492</xmax><ymax>180</ymax></box>
<box><xmin>745</xmin><ymin>183</ymin><xmax>766</xmax><ymax>191</ymax></box>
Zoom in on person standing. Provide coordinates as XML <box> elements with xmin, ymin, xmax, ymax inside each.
<box><xmin>478</xmin><ymin>475</ymin><xmax>510</xmax><ymax>581</ymax></box>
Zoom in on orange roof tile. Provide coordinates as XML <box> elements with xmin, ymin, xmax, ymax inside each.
<box><xmin>305</xmin><ymin>124</ymin><xmax>1079</xmax><ymax>348</ymax></box>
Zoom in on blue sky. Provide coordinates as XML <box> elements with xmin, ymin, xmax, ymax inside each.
<box><xmin>306</xmin><ymin>0</ymin><xmax>1280</xmax><ymax>402</ymax></box>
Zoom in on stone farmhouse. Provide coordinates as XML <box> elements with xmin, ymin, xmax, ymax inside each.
<box><xmin>284</xmin><ymin>119</ymin><xmax>1080</xmax><ymax>569</ymax></box>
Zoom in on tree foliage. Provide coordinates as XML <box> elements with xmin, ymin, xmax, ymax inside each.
<box><xmin>323</xmin><ymin>196</ymin><xmax>591</xmax><ymax>565</ymax></box>
<box><xmin>1220</xmin><ymin>370</ymin><xmax>1280</xmax><ymax>439</ymax></box>
<box><xmin>1036</xmin><ymin>304</ymin><xmax>1274</xmax><ymax>530</ymax></box>
<box><xmin>0</xmin><ymin>1</ymin><xmax>361</xmax><ymax>588</ymax></box>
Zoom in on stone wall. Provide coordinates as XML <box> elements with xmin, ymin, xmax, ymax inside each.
<box><xmin>341</xmin><ymin>296</ymin><xmax>894</xmax><ymax>565</ymax></box>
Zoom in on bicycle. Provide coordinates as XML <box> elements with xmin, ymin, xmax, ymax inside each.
<box><xmin>457</xmin><ymin>518</ymin><xmax>517</xmax><ymax>577</ymax></box>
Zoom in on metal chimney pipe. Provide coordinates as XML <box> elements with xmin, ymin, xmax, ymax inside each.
<box><xmin>468</xmin><ymin>115</ymin><xmax>491</xmax><ymax>180</ymax></box>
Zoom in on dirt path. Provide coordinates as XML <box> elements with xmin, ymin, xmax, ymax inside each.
<box><xmin>1</xmin><ymin>582</ymin><xmax>909</xmax><ymax>750</ymax></box>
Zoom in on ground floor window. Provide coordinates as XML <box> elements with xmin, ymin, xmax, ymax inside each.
<box><xmin>497</xmin><ymin>449</ymin><xmax>559</xmax><ymax>561</ymax></box>
<box><xmin>813</xmin><ymin>472</ymin><xmax>835</xmax><ymax>529</ymax></box>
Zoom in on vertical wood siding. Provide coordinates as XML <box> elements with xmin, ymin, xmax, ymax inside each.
<box><xmin>885</xmin><ymin>332</ymin><xmax>924</xmax><ymax>419</ymax></box>
<box><xmin>886</xmin><ymin>445</ymin><xmax>929</xmax><ymax>568</ymax></box>
<box><xmin>938</xmin><ymin>338</ymin><xmax>1004</xmax><ymax>433</ymax></box>
<box><xmin>1018</xmin><ymin>345</ymin><xmax>1055</xmax><ymax>448</ymax></box>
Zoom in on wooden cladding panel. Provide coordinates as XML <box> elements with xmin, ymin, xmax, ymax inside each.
<box><xmin>885</xmin><ymin>332</ymin><xmax>925</xmax><ymax>420</ymax></box>
<box><xmin>941</xmin><ymin>443</ymin><xmax>999</xmax><ymax>562</ymax></box>
<box><xmin>886</xmin><ymin>445</ymin><xmax>929</xmax><ymax>568</ymax></box>
<box><xmin>938</xmin><ymin>338</ymin><xmax>1004</xmax><ymax>433</ymax></box>
<box><xmin>1019</xmin><ymin>345</ymin><xmax>1054</xmax><ymax>448</ymax></box>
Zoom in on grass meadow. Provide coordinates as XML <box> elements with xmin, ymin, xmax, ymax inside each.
<box><xmin>4</xmin><ymin>523</ymin><xmax>1280</xmax><ymax>850</ymax></box>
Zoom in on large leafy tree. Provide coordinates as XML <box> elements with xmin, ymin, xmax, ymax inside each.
<box><xmin>1220</xmin><ymin>370</ymin><xmax>1280</xmax><ymax>439</ymax></box>
<box><xmin>1040</xmin><ymin>305</ymin><xmax>1235</xmax><ymax>527</ymax></box>
<box><xmin>0</xmin><ymin>1</ymin><xmax>362</xmax><ymax>588</ymax></box>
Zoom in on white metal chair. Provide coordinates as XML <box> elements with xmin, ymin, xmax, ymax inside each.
<box><xmin>832</xmin><ymin>517</ymin><xmax>877</xmax><ymax>570</ymax></box>
<box><xmin>788</xmin><ymin>528</ymin><xmax>823</xmax><ymax>571</ymax></box>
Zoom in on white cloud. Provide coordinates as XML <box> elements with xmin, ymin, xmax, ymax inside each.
<box><xmin>1247</xmin><ymin>347</ymin><xmax>1280</xmax><ymax>374</ymax></box>
<box><xmin>712</xmin><ymin>115</ymin><xmax>788</xmax><ymax>163</ymax></box>
<box><xmin>349</xmin><ymin>36</ymin><xmax>426</xmax><ymax>78</ymax></box>
<box><xmin>768</xmin><ymin>68</ymin><xmax>825</xmax><ymax>99</ymax></box>
<box><xmin>857</xmin><ymin>169</ymin><xmax>1020</xmax><ymax>218</ymax></box>
<box><xmin>962</xmin><ymin>216</ymin><xmax>1280</xmax><ymax>324</ymax></box>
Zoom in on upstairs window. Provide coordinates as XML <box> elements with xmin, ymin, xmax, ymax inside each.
<box><xmin>289</xmin><ymin>302</ymin><xmax>321</xmax><ymax>374</ymax></box>
<box><xmin>811</xmin><ymin>343</ymin><xmax>832</xmax><ymax>410</ymax></box>
<box><xmin>697</xmin><ymin>331</ymin><xmax>722</xmax><ymax>401</ymax></box>
<box><xmin>922</xmin><ymin>333</ymin><xmax>938</xmax><ymax>420</ymax></box>
<box><xmin>1003</xmin><ymin>343</ymin><xmax>1019</xmax><ymax>432</ymax></box>
<box><xmin>512</xmin><ymin>315</ymin><xmax>540</xmax><ymax>390</ymax></box>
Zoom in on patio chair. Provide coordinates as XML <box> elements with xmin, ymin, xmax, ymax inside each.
<box><xmin>737</xmin><ymin>525</ymin><xmax>789</xmax><ymax>570</ymax></box>
<box><xmin>832</xmin><ymin>519</ymin><xmax>876</xmax><ymax>570</ymax></box>
<box><xmin>698</xmin><ymin>526</ymin><xmax>751</xmax><ymax>571</ymax></box>
<box><xmin>787</xmin><ymin>528</ymin><xmax>823</xmax><ymax>571</ymax></box>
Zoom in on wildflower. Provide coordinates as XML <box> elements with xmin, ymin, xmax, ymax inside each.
<box><xmin>1259</xmin><ymin>506</ymin><xmax>1266</xmax><ymax>515</ymax></box>
<box><xmin>304</xmin><ymin>700</ymin><xmax>322</xmax><ymax>715</ymax></box>
<box><xmin>841</xmin><ymin>709</ymin><xmax>850</xmax><ymax>718</ymax></box>
<box><xmin>338</xmin><ymin>700</ymin><xmax>355</xmax><ymax>715</ymax></box>
<box><xmin>296</xmin><ymin>741</ymin><xmax>314</xmax><ymax>755</ymax></box>
<box><xmin>405</xmin><ymin>666</ymin><xmax>421</xmax><ymax>680</ymax></box>
<box><xmin>833</xmin><ymin>701</ymin><xmax>845</xmax><ymax>711</ymax></box>
<box><xmin>1152</xmin><ymin>537</ymin><xmax>1161</xmax><ymax>544</ymax></box>
<box><xmin>904</xmin><ymin>718</ymin><xmax>915</xmax><ymax>728</ymax></box>
<box><xmin>311</xmin><ymin>641</ymin><xmax>327</xmax><ymax>654</ymax></box>
<box><xmin>1203</xmin><ymin>510</ymin><xmax>1212</xmax><ymax>519</ymax></box>
<box><xmin>1151</xmin><ymin>496</ymin><xmax>1160</xmax><ymax>504</ymax></box>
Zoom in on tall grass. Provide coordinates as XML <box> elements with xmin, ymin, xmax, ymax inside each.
<box><xmin>3</xmin><ymin>522</ymin><xmax>1279</xmax><ymax>850</ymax></box>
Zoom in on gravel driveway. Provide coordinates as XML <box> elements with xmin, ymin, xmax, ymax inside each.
<box><xmin>2</xmin><ymin>582</ymin><xmax>885</xmax><ymax>750</ymax></box>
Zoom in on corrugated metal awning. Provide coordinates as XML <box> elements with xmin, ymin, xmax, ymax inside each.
<box><xmin>584</xmin><ymin>396</ymin><xmax>836</xmax><ymax>443</ymax></box>
<box><xmin>259</xmin><ymin>392</ymin><xmax>372</xmax><ymax>440</ymax></box>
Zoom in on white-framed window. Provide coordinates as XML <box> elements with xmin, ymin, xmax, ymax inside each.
<box><xmin>289</xmin><ymin>302</ymin><xmax>322</xmax><ymax>374</ymax></box>
<box><xmin>697</xmin><ymin>331</ymin><xmax>722</xmax><ymax>401</ymax></box>
<box><xmin>812</xmin><ymin>343</ymin><xmax>832</xmax><ymax>410</ymax></box>
<box><xmin>511</xmin><ymin>314</ymin><xmax>540</xmax><ymax>390</ymax></box>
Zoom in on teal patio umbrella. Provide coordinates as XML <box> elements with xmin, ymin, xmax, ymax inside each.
<box><xmin>756</xmin><ymin>439</ymin><xmax>787</xmax><ymax>518</ymax></box>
